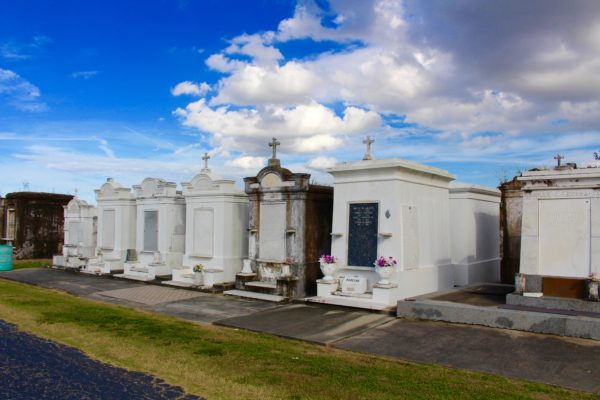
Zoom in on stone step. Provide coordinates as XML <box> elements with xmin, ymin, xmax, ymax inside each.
<box><xmin>397</xmin><ymin>298</ymin><xmax>600</xmax><ymax>340</ymax></box>
<box><xmin>162</xmin><ymin>280</ymin><xmax>195</xmax><ymax>288</ymax></box>
<box><xmin>306</xmin><ymin>295</ymin><xmax>391</xmax><ymax>311</ymax></box>
<box><xmin>213</xmin><ymin>282</ymin><xmax>235</xmax><ymax>291</ymax></box>
<box><xmin>244</xmin><ymin>281</ymin><xmax>277</xmax><ymax>294</ymax></box>
<box><xmin>113</xmin><ymin>273</ymin><xmax>154</xmax><ymax>282</ymax></box>
<box><xmin>223</xmin><ymin>289</ymin><xmax>287</xmax><ymax>302</ymax></box>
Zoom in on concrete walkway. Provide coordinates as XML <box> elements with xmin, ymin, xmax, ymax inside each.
<box><xmin>1</xmin><ymin>268</ymin><xmax>599</xmax><ymax>393</ymax></box>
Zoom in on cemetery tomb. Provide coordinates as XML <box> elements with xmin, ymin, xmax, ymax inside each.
<box><xmin>52</xmin><ymin>196</ymin><xmax>98</xmax><ymax>269</ymax></box>
<box><xmin>225</xmin><ymin>138</ymin><xmax>333</xmax><ymax>301</ymax></box>
<box><xmin>517</xmin><ymin>165</ymin><xmax>600</xmax><ymax>298</ymax></box>
<box><xmin>83</xmin><ymin>178</ymin><xmax>137</xmax><ymax>275</ymax></box>
<box><xmin>449</xmin><ymin>182</ymin><xmax>501</xmax><ymax>286</ymax></box>
<box><xmin>119</xmin><ymin>178</ymin><xmax>185</xmax><ymax>281</ymax></box>
<box><xmin>164</xmin><ymin>154</ymin><xmax>249</xmax><ymax>289</ymax></box>
<box><xmin>311</xmin><ymin>155</ymin><xmax>456</xmax><ymax>310</ymax></box>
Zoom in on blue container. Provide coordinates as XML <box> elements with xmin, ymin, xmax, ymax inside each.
<box><xmin>0</xmin><ymin>245</ymin><xmax>13</xmax><ymax>271</ymax></box>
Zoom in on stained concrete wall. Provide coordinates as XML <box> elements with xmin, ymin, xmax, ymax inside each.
<box><xmin>499</xmin><ymin>177</ymin><xmax>523</xmax><ymax>284</ymax></box>
<box><xmin>1</xmin><ymin>192</ymin><xmax>73</xmax><ymax>259</ymax></box>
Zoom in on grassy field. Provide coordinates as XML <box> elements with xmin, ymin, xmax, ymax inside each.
<box><xmin>11</xmin><ymin>259</ymin><xmax>52</xmax><ymax>270</ymax></box>
<box><xmin>0</xmin><ymin>279</ymin><xmax>595</xmax><ymax>400</ymax></box>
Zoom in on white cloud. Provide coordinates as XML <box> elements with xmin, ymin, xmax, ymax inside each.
<box><xmin>211</xmin><ymin>62</ymin><xmax>321</xmax><ymax>106</ymax></box>
<box><xmin>171</xmin><ymin>81</ymin><xmax>211</xmax><ymax>96</ymax></box>
<box><xmin>0</xmin><ymin>68</ymin><xmax>47</xmax><ymax>112</ymax></box>
<box><xmin>307</xmin><ymin>156</ymin><xmax>338</xmax><ymax>170</ymax></box>
<box><xmin>206</xmin><ymin>53</ymin><xmax>246</xmax><ymax>73</ymax></box>
<box><xmin>225</xmin><ymin>156</ymin><xmax>266</xmax><ymax>169</ymax></box>
<box><xmin>293</xmin><ymin>135</ymin><xmax>343</xmax><ymax>153</ymax></box>
<box><xmin>170</xmin><ymin>0</ymin><xmax>600</xmax><ymax>186</ymax></box>
<box><xmin>225</xmin><ymin>34</ymin><xmax>283</xmax><ymax>66</ymax></box>
<box><xmin>175</xmin><ymin>99</ymin><xmax>380</xmax><ymax>148</ymax></box>
<box><xmin>71</xmin><ymin>70</ymin><xmax>98</xmax><ymax>79</ymax></box>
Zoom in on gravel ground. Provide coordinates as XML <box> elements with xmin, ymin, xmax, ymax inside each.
<box><xmin>0</xmin><ymin>320</ymin><xmax>203</xmax><ymax>400</ymax></box>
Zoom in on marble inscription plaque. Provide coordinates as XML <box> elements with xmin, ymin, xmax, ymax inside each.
<box><xmin>348</xmin><ymin>203</ymin><xmax>378</xmax><ymax>267</ymax></box>
<box><xmin>102</xmin><ymin>209</ymin><xmax>115</xmax><ymax>248</ymax></box>
<box><xmin>341</xmin><ymin>276</ymin><xmax>367</xmax><ymax>294</ymax></box>
<box><xmin>143</xmin><ymin>210</ymin><xmax>159</xmax><ymax>252</ymax></box>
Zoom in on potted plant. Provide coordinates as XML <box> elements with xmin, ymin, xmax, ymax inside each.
<box><xmin>374</xmin><ymin>256</ymin><xmax>397</xmax><ymax>285</ymax></box>
<box><xmin>193</xmin><ymin>263</ymin><xmax>205</xmax><ymax>273</ymax></box>
<box><xmin>319</xmin><ymin>254</ymin><xmax>338</xmax><ymax>282</ymax></box>
<box><xmin>588</xmin><ymin>272</ymin><xmax>599</xmax><ymax>302</ymax></box>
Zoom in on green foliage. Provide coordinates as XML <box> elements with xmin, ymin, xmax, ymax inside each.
<box><xmin>12</xmin><ymin>259</ymin><xmax>52</xmax><ymax>270</ymax></box>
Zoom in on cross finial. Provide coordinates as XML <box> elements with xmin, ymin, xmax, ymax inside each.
<box><xmin>202</xmin><ymin>152</ymin><xmax>210</xmax><ymax>171</ymax></box>
<box><xmin>362</xmin><ymin>135</ymin><xmax>374</xmax><ymax>160</ymax></box>
<box><xmin>74</xmin><ymin>188</ymin><xmax>78</xmax><ymax>197</ymax></box>
<box><xmin>268</xmin><ymin>137</ymin><xmax>281</xmax><ymax>160</ymax></box>
<box><xmin>554</xmin><ymin>154</ymin><xmax>564</xmax><ymax>167</ymax></box>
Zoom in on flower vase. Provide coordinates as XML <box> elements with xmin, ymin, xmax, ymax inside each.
<box><xmin>589</xmin><ymin>280</ymin><xmax>599</xmax><ymax>302</ymax></box>
<box><xmin>376</xmin><ymin>266</ymin><xmax>394</xmax><ymax>285</ymax></box>
<box><xmin>320</xmin><ymin>262</ymin><xmax>338</xmax><ymax>282</ymax></box>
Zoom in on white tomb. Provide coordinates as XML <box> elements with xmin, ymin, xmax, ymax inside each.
<box><xmin>518</xmin><ymin>167</ymin><xmax>600</xmax><ymax>280</ymax></box>
<box><xmin>312</xmin><ymin>157</ymin><xmax>456</xmax><ymax>310</ymax></box>
<box><xmin>83</xmin><ymin>178</ymin><xmax>137</xmax><ymax>274</ymax></box>
<box><xmin>120</xmin><ymin>178</ymin><xmax>185</xmax><ymax>281</ymax></box>
<box><xmin>449</xmin><ymin>182</ymin><xmax>501</xmax><ymax>285</ymax></box>
<box><xmin>52</xmin><ymin>196</ymin><xmax>97</xmax><ymax>269</ymax></box>
<box><xmin>164</xmin><ymin>154</ymin><xmax>248</xmax><ymax>289</ymax></box>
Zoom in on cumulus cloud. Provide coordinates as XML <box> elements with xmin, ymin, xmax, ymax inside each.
<box><xmin>175</xmin><ymin>99</ymin><xmax>381</xmax><ymax>138</ymax></box>
<box><xmin>307</xmin><ymin>156</ymin><xmax>338</xmax><ymax>170</ymax></box>
<box><xmin>225</xmin><ymin>156</ymin><xmax>266</xmax><ymax>169</ymax></box>
<box><xmin>174</xmin><ymin>0</ymin><xmax>600</xmax><ymax>180</ymax></box>
<box><xmin>171</xmin><ymin>81</ymin><xmax>211</xmax><ymax>96</ymax></box>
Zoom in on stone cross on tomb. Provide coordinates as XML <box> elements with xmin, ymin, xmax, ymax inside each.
<box><xmin>269</xmin><ymin>137</ymin><xmax>281</xmax><ymax>159</ymax></box>
<box><xmin>554</xmin><ymin>154</ymin><xmax>564</xmax><ymax>167</ymax></box>
<box><xmin>362</xmin><ymin>136</ymin><xmax>374</xmax><ymax>160</ymax></box>
<box><xmin>202</xmin><ymin>152</ymin><xmax>210</xmax><ymax>171</ymax></box>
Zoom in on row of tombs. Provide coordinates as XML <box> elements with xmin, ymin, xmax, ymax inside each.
<box><xmin>53</xmin><ymin>142</ymin><xmax>502</xmax><ymax>309</ymax></box>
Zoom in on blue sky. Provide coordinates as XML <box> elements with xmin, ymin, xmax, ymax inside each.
<box><xmin>1</xmin><ymin>0</ymin><xmax>599</xmax><ymax>202</ymax></box>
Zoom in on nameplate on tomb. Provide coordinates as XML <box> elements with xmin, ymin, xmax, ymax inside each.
<box><xmin>341</xmin><ymin>276</ymin><xmax>367</xmax><ymax>295</ymax></box>
<box><xmin>347</xmin><ymin>203</ymin><xmax>378</xmax><ymax>267</ymax></box>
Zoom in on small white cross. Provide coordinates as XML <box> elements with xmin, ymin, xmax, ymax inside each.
<box><xmin>202</xmin><ymin>152</ymin><xmax>210</xmax><ymax>170</ymax></box>
<box><xmin>268</xmin><ymin>137</ymin><xmax>281</xmax><ymax>159</ymax></box>
<box><xmin>362</xmin><ymin>136</ymin><xmax>374</xmax><ymax>160</ymax></box>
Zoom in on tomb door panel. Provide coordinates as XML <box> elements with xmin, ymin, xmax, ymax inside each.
<box><xmin>539</xmin><ymin>199</ymin><xmax>590</xmax><ymax>277</ymax></box>
<box><xmin>102</xmin><ymin>210</ymin><xmax>115</xmax><ymax>249</ymax></box>
<box><xmin>143</xmin><ymin>210</ymin><xmax>159</xmax><ymax>252</ymax></box>
<box><xmin>67</xmin><ymin>221</ymin><xmax>81</xmax><ymax>245</ymax></box>
<box><xmin>193</xmin><ymin>208</ymin><xmax>214</xmax><ymax>257</ymax></box>
<box><xmin>347</xmin><ymin>203</ymin><xmax>378</xmax><ymax>267</ymax></box>
<box><xmin>259</xmin><ymin>202</ymin><xmax>286</xmax><ymax>262</ymax></box>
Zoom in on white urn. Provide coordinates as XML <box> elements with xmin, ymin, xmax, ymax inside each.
<box><xmin>320</xmin><ymin>262</ymin><xmax>338</xmax><ymax>282</ymax></box>
<box><xmin>375</xmin><ymin>266</ymin><xmax>394</xmax><ymax>285</ymax></box>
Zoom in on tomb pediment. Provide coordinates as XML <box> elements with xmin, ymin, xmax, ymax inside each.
<box><xmin>95</xmin><ymin>178</ymin><xmax>134</xmax><ymax>200</ymax></box>
<box><xmin>190</xmin><ymin>174</ymin><xmax>218</xmax><ymax>191</ymax></box>
<box><xmin>260</xmin><ymin>172</ymin><xmax>283</xmax><ymax>189</ymax></box>
<box><xmin>134</xmin><ymin>177</ymin><xmax>178</xmax><ymax>198</ymax></box>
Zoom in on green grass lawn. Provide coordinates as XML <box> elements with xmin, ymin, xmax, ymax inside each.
<box><xmin>0</xmin><ymin>279</ymin><xmax>595</xmax><ymax>400</ymax></box>
<box><xmin>11</xmin><ymin>259</ymin><xmax>52</xmax><ymax>270</ymax></box>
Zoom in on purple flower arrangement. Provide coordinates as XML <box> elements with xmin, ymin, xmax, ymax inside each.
<box><xmin>319</xmin><ymin>254</ymin><xmax>337</xmax><ymax>264</ymax></box>
<box><xmin>374</xmin><ymin>256</ymin><xmax>397</xmax><ymax>268</ymax></box>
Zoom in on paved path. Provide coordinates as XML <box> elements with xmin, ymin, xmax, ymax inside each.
<box><xmin>0</xmin><ymin>320</ymin><xmax>202</xmax><ymax>400</ymax></box>
<box><xmin>336</xmin><ymin>318</ymin><xmax>600</xmax><ymax>393</ymax></box>
<box><xmin>1</xmin><ymin>268</ymin><xmax>599</xmax><ymax>393</ymax></box>
<box><xmin>216</xmin><ymin>302</ymin><xmax>394</xmax><ymax>343</ymax></box>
